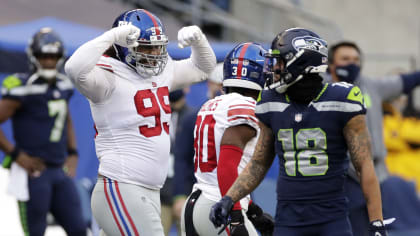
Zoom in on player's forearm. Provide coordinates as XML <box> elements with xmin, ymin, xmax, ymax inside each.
<box><xmin>360</xmin><ymin>161</ymin><xmax>383</xmax><ymax>222</ymax></box>
<box><xmin>66</xmin><ymin>113</ymin><xmax>77</xmax><ymax>152</ymax></box>
<box><xmin>65</xmin><ymin>30</ymin><xmax>115</xmax><ymax>82</ymax></box>
<box><xmin>0</xmin><ymin>128</ymin><xmax>14</xmax><ymax>154</ymax></box>
<box><xmin>190</xmin><ymin>36</ymin><xmax>216</xmax><ymax>74</ymax></box>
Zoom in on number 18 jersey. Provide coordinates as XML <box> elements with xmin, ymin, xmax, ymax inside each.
<box><xmin>192</xmin><ymin>92</ymin><xmax>259</xmax><ymax>209</ymax></box>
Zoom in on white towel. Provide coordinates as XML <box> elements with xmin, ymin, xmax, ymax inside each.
<box><xmin>7</xmin><ymin>163</ymin><xmax>29</xmax><ymax>201</ymax></box>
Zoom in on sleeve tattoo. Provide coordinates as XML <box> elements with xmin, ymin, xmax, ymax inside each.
<box><xmin>227</xmin><ymin>122</ymin><xmax>276</xmax><ymax>202</ymax></box>
<box><xmin>343</xmin><ymin>114</ymin><xmax>373</xmax><ymax>176</ymax></box>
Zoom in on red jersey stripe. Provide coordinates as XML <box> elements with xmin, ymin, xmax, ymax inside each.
<box><xmin>228</xmin><ymin>108</ymin><xmax>256</xmax><ymax>118</ymax></box>
<box><xmin>96</xmin><ymin>63</ymin><xmax>112</xmax><ymax>68</ymax></box>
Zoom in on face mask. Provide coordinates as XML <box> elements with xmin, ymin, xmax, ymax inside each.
<box><xmin>334</xmin><ymin>64</ymin><xmax>361</xmax><ymax>83</ymax></box>
<box><xmin>286</xmin><ymin>74</ymin><xmax>323</xmax><ymax>104</ymax></box>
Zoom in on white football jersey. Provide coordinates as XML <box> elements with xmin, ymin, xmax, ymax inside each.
<box><xmin>192</xmin><ymin>92</ymin><xmax>259</xmax><ymax>210</ymax></box>
<box><xmin>92</xmin><ymin>55</ymin><xmax>174</xmax><ymax>189</ymax></box>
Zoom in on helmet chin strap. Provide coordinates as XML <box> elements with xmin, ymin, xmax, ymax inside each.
<box><xmin>37</xmin><ymin>69</ymin><xmax>58</xmax><ymax>80</ymax></box>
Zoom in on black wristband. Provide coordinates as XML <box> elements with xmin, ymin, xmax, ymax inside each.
<box><xmin>9</xmin><ymin>147</ymin><xmax>20</xmax><ymax>161</ymax></box>
<box><xmin>67</xmin><ymin>148</ymin><xmax>78</xmax><ymax>156</ymax></box>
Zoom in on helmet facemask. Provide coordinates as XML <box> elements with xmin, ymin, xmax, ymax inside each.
<box><xmin>125</xmin><ymin>40</ymin><xmax>168</xmax><ymax>78</ymax></box>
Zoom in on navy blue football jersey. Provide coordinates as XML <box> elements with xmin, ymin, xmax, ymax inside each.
<box><xmin>1</xmin><ymin>73</ymin><xmax>74</xmax><ymax>166</ymax></box>
<box><xmin>256</xmin><ymin>82</ymin><xmax>366</xmax><ymax>226</ymax></box>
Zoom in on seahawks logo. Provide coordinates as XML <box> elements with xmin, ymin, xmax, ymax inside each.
<box><xmin>292</xmin><ymin>36</ymin><xmax>328</xmax><ymax>56</ymax></box>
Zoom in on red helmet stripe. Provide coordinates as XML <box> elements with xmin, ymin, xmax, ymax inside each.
<box><xmin>143</xmin><ymin>9</ymin><xmax>161</xmax><ymax>35</ymax></box>
<box><xmin>236</xmin><ymin>43</ymin><xmax>251</xmax><ymax>79</ymax></box>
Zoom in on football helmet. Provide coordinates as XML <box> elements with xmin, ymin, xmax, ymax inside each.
<box><xmin>112</xmin><ymin>9</ymin><xmax>169</xmax><ymax>78</ymax></box>
<box><xmin>264</xmin><ymin>28</ymin><xmax>328</xmax><ymax>93</ymax></box>
<box><xmin>223</xmin><ymin>42</ymin><xmax>267</xmax><ymax>91</ymax></box>
<box><xmin>27</xmin><ymin>27</ymin><xmax>65</xmax><ymax>80</ymax></box>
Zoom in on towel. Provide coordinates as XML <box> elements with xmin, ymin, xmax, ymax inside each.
<box><xmin>7</xmin><ymin>163</ymin><xmax>29</xmax><ymax>201</ymax></box>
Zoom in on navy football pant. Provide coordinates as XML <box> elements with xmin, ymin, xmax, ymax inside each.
<box><xmin>18</xmin><ymin>167</ymin><xmax>87</xmax><ymax>236</ymax></box>
<box><xmin>273</xmin><ymin>217</ymin><xmax>353</xmax><ymax>236</ymax></box>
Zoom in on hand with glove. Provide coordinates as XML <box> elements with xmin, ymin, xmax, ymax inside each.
<box><xmin>210</xmin><ymin>196</ymin><xmax>234</xmax><ymax>229</ymax></box>
<box><xmin>177</xmin><ymin>25</ymin><xmax>206</xmax><ymax>49</ymax></box>
<box><xmin>105</xmin><ymin>24</ymin><xmax>140</xmax><ymax>48</ymax></box>
<box><xmin>246</xmin><ymin>202</ymin><xmax>274</xmax><ymax>236</ymax></box>
<box><xmin>369</xmin><ymin>220</ymin><xmax>388</xmax><ymax>236</ymax></box>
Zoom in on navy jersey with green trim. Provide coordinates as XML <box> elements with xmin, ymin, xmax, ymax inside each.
<box><xmin>256</xmin><ymin>82</ymin><xmax>366</xmax><ymax>226</ymax></box>
<box><xmin>1</xmin><ymin>73</ymin><xmax>74</xmax><ymax>166</ymax></box>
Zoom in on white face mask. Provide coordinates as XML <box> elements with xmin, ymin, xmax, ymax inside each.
<box><xmin>37</xmin><ymin>69</ymin><xmax>57</xmax><ymax>80</ymax></box>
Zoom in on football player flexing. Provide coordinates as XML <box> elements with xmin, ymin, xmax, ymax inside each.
<box><xmin>181</xmin><ymin>42</ymin><xmax>274</xmax><ymax>236</ymax></box>
<box><xmin>210</xmin><ymin>28</ymin><xmax>387</xmax><ymax>236</ymax></box>
<box><xmin>0</xmin><ymin>28</ymin><xmax>87</xmax><ymax>235</ymax></box>
<box><xmin>65</xmin><ymin>9</ymin><xmax>216</xmax><ymax>236</ymax></box>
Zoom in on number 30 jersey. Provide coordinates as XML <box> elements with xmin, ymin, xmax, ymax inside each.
<box><xmin>256</xmin><ymin>82</ymin><xmax>366</xmax><ymax>226</ymax></box>
<box><xmin>192</xmin><ymin>92</ymin><xmax>259</xmax><ymax>209</ymax></box>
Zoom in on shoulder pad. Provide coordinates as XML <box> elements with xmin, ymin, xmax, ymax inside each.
<box><xmin>346</xmin><ymin>86</ymin><xmax>364</xmax><ymax>105</ymax></box>
<box><xmin>2</xmin><ymin>75</ymin><xmax>22</xmax><ymax>89</ymax></box>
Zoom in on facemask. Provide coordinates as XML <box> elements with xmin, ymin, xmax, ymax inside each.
<box><xmin>286</xmin><ymin>74</ymin><xmax>323</xmax><ymax>104</ymax></box>
<box><xmin>334</xmin><ymin>64</ymin><xmax>360</xmax><ymax>84</ymax></box>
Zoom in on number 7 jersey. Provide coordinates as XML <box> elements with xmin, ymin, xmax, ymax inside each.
<box><xmin>192</xmin><ymin>92</ymin><xmax>259</xmax><ymax>209</ymax></box>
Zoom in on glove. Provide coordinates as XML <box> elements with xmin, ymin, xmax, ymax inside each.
<box><xmin>209</xmin><ymin>196</ymin><xmax>234</xmax><ymax>228</ymax></box>
<box><xmin>107</xmin><ymin>24</ymin><xmax>140</xmax><ymax>48</ymax></box>
<box><xmin>229</xmin><ymin>210</ymin><xmax>249</xmax><ymax>236</ymax></box>
<box><xmin>177</xmin><ymin>25</ymin><xmax>205</xmax><ymax>48</ymax></box>
<box><xmin>246</xmin><ymin>202</ymin><xmax>274</xmax><ymax>236</ymax></box>
<box><xmin>369</xmin><ymin>220</ymin><xmax>388</xmax><ymax>236</ymax></box>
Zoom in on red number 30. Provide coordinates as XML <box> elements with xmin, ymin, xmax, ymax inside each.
<box><xmin>134</xmin><ymin>87</ymin><xmax>171</xmax><ymax>137</ymax></box>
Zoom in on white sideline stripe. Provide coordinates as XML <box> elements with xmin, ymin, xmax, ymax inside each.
<box><xmin>312</xmin><ymin>101</ymin><xmax>363</xmax><ymax>112</ymax></box>
<box><xmin>255</xmin><ymin>102</ymin><xmax>290</xmax><ymax>113</ymax></box>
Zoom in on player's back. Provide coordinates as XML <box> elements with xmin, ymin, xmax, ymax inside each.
<box><xmin>1</xmin><ymin>73</ymin><xmax>74</xmax><ymax>166</ymax></box>
<box><xmin>193</xmin><ymin>92</ymin><xmax>259</xmax><ymax>208</ymax></box>
<box><xmin>256</xmin><ymin>82</ymin><xmax>366</xmax><ymax>226</ymax></box>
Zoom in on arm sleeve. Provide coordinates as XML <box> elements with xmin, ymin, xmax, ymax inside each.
<box><xmin>173</xmin><ymin>110</ymin><xmax>198</xmax><ymax>196</ymax></box>
<box><xmin>170</xmin><ymin>39</ymin><xmax>216</xmax><ymax>91</ymax></box>
<box><xmin>64</xmin><ymin>31</ymin><xmax>117</xmax><ymax>103</ymax></box>
<box><xmin>217</xmin><ymin>145</ymin><xmax>243</xmax><ymax>211</ymax></box>
<box><xmin>400</xmin><ymin>71</ymin><xmax>420</xmax><ymax>94</ymax></box>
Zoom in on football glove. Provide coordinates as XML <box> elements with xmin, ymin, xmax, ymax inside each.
<box><xmin>209</xmin><ymin>196</ymin><xmax>234</xmax><ymax>229</ymax></box>
<box><xmin>107</xmin><ymin>24</ymin><xmax>140</xmax><ymax>48</ymax></box>
<box><xmin>369</xmin><ymin>220</ymin><xmax>388</xmax><ymax>236</ymax></box>
<box><xmin>177</xmin><ymin>25</ymin><xmax>205</xmax><ymax>48</ymax></box>
<box><xmin>246</xmin><ymin>202</ymin><xmax>274</xmax><ymax>236</ymax></box>
<box><xmin>229</xmin><ymin>210</ymin><xmax>249</xmax><ymax>236</ymax></box>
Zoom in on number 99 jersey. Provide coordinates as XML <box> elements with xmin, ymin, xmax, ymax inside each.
<box><xmin>192</xmin><ymin>92</ymin><xmax>259</xmax><ymax>209</ymax></box>
<box><xmin>255</xmin><ymin>82</ymin><xmax>366</xmax><ymax>226</ymax></box>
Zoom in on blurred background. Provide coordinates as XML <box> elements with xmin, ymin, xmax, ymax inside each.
<box><xmin>1</xmin><ymin>0</ymin><xmax>420</xmax><ymax>235</ymax></box>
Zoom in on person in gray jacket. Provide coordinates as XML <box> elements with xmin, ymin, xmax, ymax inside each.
<box><xmin>327</xmin><ymin>41</ymin><xmax>420</xmax><ymax>236</ymax></box>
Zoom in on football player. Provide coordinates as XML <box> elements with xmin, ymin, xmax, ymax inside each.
<box><xmin>210</xmin><ymin>28</ymin><xmax>387</xmax><ymax>236</ymax></box>
<box><xmin>0</xmin><ymin>28</ymin><xmax>87</xmax><ymax>235</ymax></box>
<box><xmin>181</xmin><ymin>42</ymin><xmax>274</xmax><ymax>236</ymax></box>
<box><xmin>65</xmin><ymin>9</ymin><xmax>216</xmax><ymax>236</ymax></box>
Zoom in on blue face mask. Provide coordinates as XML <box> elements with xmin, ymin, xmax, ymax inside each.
<box><xmin>334</xmin><ymin>64</ymin><xmax>361</xmax><ymax>83</ymax></box>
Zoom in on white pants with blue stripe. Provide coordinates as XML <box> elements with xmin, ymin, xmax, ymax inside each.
<box><xmin>92</xmin><ymin>176</ymin><xmax>164</xmax><ymax>236</ymax></box>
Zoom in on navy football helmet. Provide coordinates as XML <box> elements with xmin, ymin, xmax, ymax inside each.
<box><xmin>27</xmin><ymin>27</ymin><xmax>65</xmax><ymax>80</ymax></box>
<box><xmin>112</xmin><ymin>9</ymin><xmax>169</xmax><ymax>78</ymax></box>
<box><xmin>223</xmin><ymin>42</ymin><xmax>267</xmax><ymax>91</ymax></box>
<box><xmin>264</xmin><ymin>28</ymin><xmax>328</xmax><ymax>93</ymax></box>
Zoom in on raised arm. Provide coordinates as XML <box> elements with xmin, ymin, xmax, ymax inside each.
<box><xmin>343</xmin><ymin>114</ymin><xmax>383</xmax><ymax>222</ymax></box>
<box><xmin>171</xmin><ymin>26</ymin><xmax>217</xmax><ymax>91</ymax></box>
<box><xmin>65</xmin><ymin>25</ymin><xmax>139</xmax><ymax>103</ymax></box>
